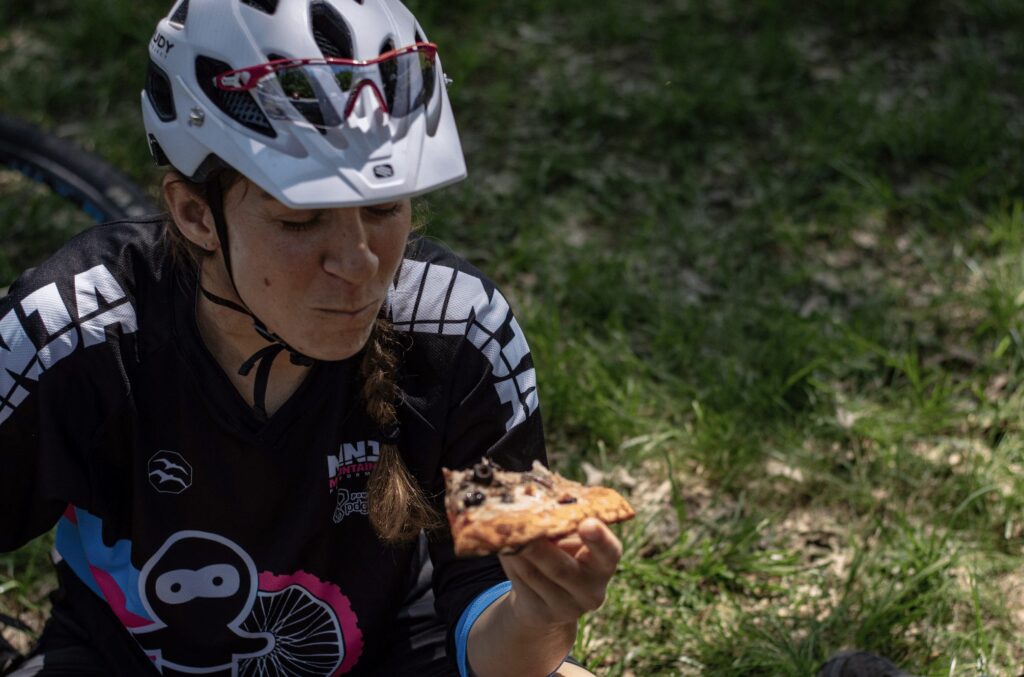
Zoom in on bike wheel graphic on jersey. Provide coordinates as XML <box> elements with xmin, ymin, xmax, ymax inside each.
<box><xmin>238</xmin><ymin>570</ymin><xmax>363</xmax><ymax>676</ymax></box>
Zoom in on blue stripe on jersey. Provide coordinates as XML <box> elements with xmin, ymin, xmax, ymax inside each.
<box><xmin>454</xmin><ymin>580</ymin><xmax>512</xmax><ymax>677</ymax></box>
<box><xmin>55</xmin><ymin>515</ymin><xmax>104</xmax><ymax>598</ymax></box>
<box><xmin>55</xmin><ymin>506</ymin><xmax>151</xmax><ymax>624</ymax></box>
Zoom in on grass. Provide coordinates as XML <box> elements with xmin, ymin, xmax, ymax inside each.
<box><xmin>3</xmin><ymin>0</ymin><xmax>1024</xmax><ymax>673</ymax></box>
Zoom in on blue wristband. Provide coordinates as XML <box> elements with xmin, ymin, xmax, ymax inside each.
<box><xmin>455</xmin><ymin>580</ymin><xmax>512</xmax><ymax>677</ymax></box>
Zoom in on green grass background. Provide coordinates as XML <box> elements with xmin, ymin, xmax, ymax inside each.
<box><xmin>2</xmin><ymin>0</ymin><xmax>1023</xmax><ymax>674</ymax></box>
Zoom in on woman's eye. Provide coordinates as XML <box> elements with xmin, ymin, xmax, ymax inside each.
<box><xmin>280</xmin><ymin>215</ymin><xmax>322</xmax><ymax>231</ymax></box>
<box><xmin>364</xmin><ymin>203</ymin><xmax>402</xmax><ymax>218</ymax></box>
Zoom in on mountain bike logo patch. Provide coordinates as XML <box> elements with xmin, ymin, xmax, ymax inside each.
<box><xmin>327</xmin><ymin>440</ymin><xmax>380</xmax><ymax>490</ymax></box>
<box><xmin>148</xmin><ymin>450</ymin><xmax>193</xmax><ymax>495</ymax></box>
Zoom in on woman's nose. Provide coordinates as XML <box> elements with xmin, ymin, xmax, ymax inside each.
<box><xmin>321</xmin><ymin>210</ymin><xmax>379</xmax><ymax>283</ymax></box>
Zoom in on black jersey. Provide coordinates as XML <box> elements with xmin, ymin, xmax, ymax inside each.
<box><xmin>0</xmin><ymin>218</ymin><xmax>545</xmax><ymax>675</ymax></box>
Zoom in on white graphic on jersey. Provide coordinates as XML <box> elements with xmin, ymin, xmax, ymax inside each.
<box><xmin>155</xmin><ymin>564</ymin><xmax>241</xmax><ymax>604</ymax></box>
<box><xmin>0</xmin><ymin>264</ymin><xmax>138</xmax><ymax>426</ymax></box>
<box><xmin>332</xmin><ymin>489</ymin><xmax>369</xmax><ymax>524</ymax></box>
<box><xmin>387</xmin><ymin>259</ymin><xmax>539</xmax><ymax>431</ymax></box>
<box><xmin>149</xmin><ymin>451</ymin><xmax>193</xmax><ymax>495</ymax></box>
<box><xmin>132</xmin><ymin>531</ymin><xmax>274</xmax><ymax>675</ymax></box>
<box><xmin>130</xmin><ymin>532</ymin><xmax>360</xmax><ymax>676</ymax></box>
<box><xmin>74</xmin><ymin>265</ymin><xmax>139</xmax><ymax>346</ymax></box>
<box><xmin>327</xmin><ymin>440</ymin><xmax>380</xmax><ymax>489</ymax></box>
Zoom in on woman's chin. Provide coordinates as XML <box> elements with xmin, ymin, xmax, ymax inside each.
<box><xmin>289</xmin><ymin>326</ymin><xmax>375</xmax><ymax>362</ymax></box>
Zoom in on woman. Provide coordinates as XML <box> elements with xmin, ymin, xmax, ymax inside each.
<box><xmin>0</xmin><ymin>0</ymin><xmax>620</xmax><ymax>675</ymax></box>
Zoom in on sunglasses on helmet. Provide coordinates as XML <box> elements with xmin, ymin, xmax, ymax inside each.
<box><xmin>214</xmin><ymin>42</ymin><xmax>439</xmax><ymax>126</ymax></box>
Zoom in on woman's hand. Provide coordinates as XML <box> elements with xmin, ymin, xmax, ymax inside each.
<box><xmin>498</xmin><ymin>517</ymin><xmax>623</xmax><ymax>630</ymax></box>
<box><xmin>465</xmin><ymin>518</ymin><xmax>622</xmax><ymax>676</ymax></box>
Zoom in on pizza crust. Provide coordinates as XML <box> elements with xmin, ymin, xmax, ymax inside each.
<box><xmin>443</xmin><ymin>460</ymin><xmax>635</xmax><ymax>557</ymax></box>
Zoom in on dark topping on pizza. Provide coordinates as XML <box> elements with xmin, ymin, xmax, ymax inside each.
<box><xmin>557</xmin><ymin>494</ymin><xmax>578</xmax><ymax>504</ymax></box>
<box><xmin>500</xmin><ymin>492</ymin><xmax>514</xmax><ymax>504</ymax></box>
<box><xmin>472</xmin><ymin>462</ymin><xmax>494</xmax><ymax>485</ymax></box>
<box><xmin>464</xmin><ymin>491</ymin><xmax>486</xmax><ymax>507</ymax></box>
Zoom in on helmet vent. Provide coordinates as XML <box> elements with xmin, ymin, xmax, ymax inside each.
<box><xmin>240</xmin><ymin>0</ymin><xmax>279</xmax><ymax>14</ymax></box>
<box><xmin>310</xmin><ymin>1</ymin><xmax>354</xmax><ymax>59</ymax></box>
<box><xmin>195</xmin><ymin>56</ymin><xmax>277</xmax><ymax>138</ymax></box>
<box><xmin>169</xmin><ymin>0</ymin><xmax>190</xmax><ymax>26</ymax></box>
<box><xmin>146</xmin><ymin>60</ymin><xmax>177</xmax><ymax>122</ymax></box>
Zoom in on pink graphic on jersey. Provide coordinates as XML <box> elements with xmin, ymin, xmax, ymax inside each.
<box><xmin>258</xmin><ymin>570</ymin><xmax>364</xmax><ymax>675</ymax></box>
<box><xmin>89</xmin><ymin>565</ymin><xmax>155</xmax><ymax>629</ymax></box>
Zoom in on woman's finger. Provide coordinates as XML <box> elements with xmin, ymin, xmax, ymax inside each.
<box><xmin>512</xmin><ymin>539</ymin><xmax>611</xmax><ymax>613</ymax></box>
<box><xmin>574</xmin><ymin>519</ymin><xmax>623</xmax><ymax>576</ymax></box>
<box><xmin>553</xmin><ymin>533</ymin><xmax>585</xmax><ymax>557</ymax></box>
<box><xmin>498</xmin><ymin>552</ymin><xmax>547</xmax><ymax>610</ymax></box>
<box><xmin>500</xmin><ymin>548</ymin><xmax>586</xmax><ymax>622</ymax></box>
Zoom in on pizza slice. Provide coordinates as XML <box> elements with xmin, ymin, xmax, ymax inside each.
<box><xmin>442</xmin><ymin>459</ymin><xmax>635</xmax><ymax>557</ymax></box>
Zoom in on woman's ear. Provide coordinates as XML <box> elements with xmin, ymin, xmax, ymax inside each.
<box><xmin>163</xmin><ymin>173</ymin><xmax>218</xmax><ymax>253</ymax></box>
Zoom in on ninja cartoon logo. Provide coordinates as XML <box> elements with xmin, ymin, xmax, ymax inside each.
<box><xmin>132</xmin><ymin>531</ymin><xmax>272</xmax><ymax>674</ymax></box>
<box><xmin>148</xmin><ymin>451</ymin><xmax>192</xmax><ymax>495</ymax></box>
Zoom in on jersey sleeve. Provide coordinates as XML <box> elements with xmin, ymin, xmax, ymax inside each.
<box><xmin>426</xmin><ymin>331</ymin><xmax>546</xmax><ymax>671</ymax></box>
<box><xmin>0</xmin><ymin>224</ymin><xmax>149</xmax><ymax>552</ymax></box>
<box><xmin>388</xmin><ymin>246</ymin><xmax>547</xmax><ymax>669</ymax></box>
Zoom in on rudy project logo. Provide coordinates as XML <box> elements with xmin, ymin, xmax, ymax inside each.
<box><xmin>151</xmin><ymin>32</ymin><xmax>175</xmax><ymax>58</ymax></box>
<box><xmin>327</xmin><ymin>441</ymin><xmax>380</xmax><ymax>490</ymax></box>
<box><xmin>149</xmin><ymin>451</ymin><xmax>193</xmax><ymax>494</ymax></box>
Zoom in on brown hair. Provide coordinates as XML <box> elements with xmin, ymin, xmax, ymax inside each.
<box><xmin>359</xmin><ymin>316</ymin><xmax>443</xmax><ymax>543</ymax></box>
<box><xmin>162</xmin><ymin>171</ymin><xmax>440</xmax><ymax>544</ymax></box>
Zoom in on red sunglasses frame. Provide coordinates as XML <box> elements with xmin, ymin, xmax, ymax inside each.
<box><xmin>214</xmin><ymin>42</ymin><xmax>439</xmax><ymax>92</ymax></box>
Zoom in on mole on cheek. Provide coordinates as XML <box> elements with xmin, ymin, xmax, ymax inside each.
<box><xmin>263</xmin><ymin>277</ymin><xmax>271</xmax><ymax>287</ymax></box>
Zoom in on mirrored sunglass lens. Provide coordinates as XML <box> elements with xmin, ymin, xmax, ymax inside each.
<box><xmin>277</xmin><ymin>68</ymin><xmax>315</xmax><ymax>100</ymax></box>
<box><xmin>379</xmin><ymin>60</ymin><xmax>399</xmax><ymax>112</ymax></box>
<box><xmin>419</xmin><ymin>51</ymin><xmax>436</xmax><ymax>108</ymax></box>
<box><xmin>260</xmin><ymin>66</ymin><xmax>340</xmax><ymax>128</ymax></box>
<box><xmin>255</xmin><ymin>50</ymin><xmax>436</xmax><ymax>125</ymax></box>
<box><xmin>333</xmin><ymin>68</ymin><xmax>354</xmax><ymax>92</ymax></box>
<box><xmin>388</xmin><ymin>50</ymin><xmax>435</xmax><ymax>118</ymax></box>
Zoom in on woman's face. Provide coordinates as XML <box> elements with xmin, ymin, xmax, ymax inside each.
<box><xmin>213</xmin><ymin>179</ymin><xmax>412</xmax><ymax>361</ymax></box>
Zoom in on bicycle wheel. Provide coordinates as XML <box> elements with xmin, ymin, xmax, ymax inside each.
<box><xmin>0</xmin><ymin>114</ymin><xmax>156</xmax><ymax>222</ymax></box>
<box><xmin>0</xmin><ymin>114</ymin><xmax>158</xmax><ymax>293</ymax></box>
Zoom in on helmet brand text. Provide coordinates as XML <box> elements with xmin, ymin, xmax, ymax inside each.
<box><xmin>152</xmin><ymin>33</ymin><xmax>176</xmax><ymax>58</ymax></box>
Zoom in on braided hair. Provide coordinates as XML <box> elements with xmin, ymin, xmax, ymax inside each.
<box><xmin>359</xmin><ymin>313</ymin><xmax>443</xmax><ymax>543</ymax></box>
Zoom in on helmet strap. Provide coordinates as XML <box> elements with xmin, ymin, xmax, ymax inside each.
<box><xmin>199</xmin><ymin>178</ymin><xmax>315</xmax><ymax>421</ymax></box>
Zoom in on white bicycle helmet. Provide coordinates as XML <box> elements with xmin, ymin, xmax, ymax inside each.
<box><xmin>142</xmin><ymin>0</ymin><xmax>466</xmax><ymax>208</ymax></box>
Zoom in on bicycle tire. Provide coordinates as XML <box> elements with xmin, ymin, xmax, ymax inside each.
<box><xmin>0</xmin><ymin>114</ymin><xmax>157</xmax><ymax>223</ymax></box>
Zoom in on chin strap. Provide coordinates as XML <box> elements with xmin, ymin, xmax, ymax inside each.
<box><xmin>200</xmin><ymin>179</ymin><xmax>316</xmax><ymax>421</ymax></box>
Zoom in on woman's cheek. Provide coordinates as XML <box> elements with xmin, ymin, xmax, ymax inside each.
<box><xmin>376</xmin><ymin>228</ymin><xmax>411</xmax><ymax>275</ymax></box>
